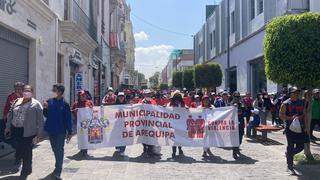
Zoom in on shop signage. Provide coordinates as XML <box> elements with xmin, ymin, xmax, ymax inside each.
<box><xmin>0</xmin><ymin>0</ymin><xmax>16</xmax><ymax>15</ymax></box>
<box><xmin>70</xmin><ymin>49</ymin><xmax>83</xmax><ymax>64</ymax></box>
<box><xmin>75</xmin><ymin>72</ymin><xmax>84</xmax><ymax>94</ymax></box>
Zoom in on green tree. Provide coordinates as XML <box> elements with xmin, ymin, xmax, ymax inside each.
<box><xmin>264</xmin><ymin>13</ymin><xmax>320</xmax><ymax>160</ymax></box>
<box><xmin>159</xmin><ymin>83</ymin><xmax>169</xmax><ymax>90</ymax></box>
<box><xmin>182</xmin><ymin>69</ymin><xmax>194</xmax><ymax>90</ymax></box>
<box><xmin>264</xmin><ymin>13</ymin><xmax>320</xmax><ymax>87</ymax></box>
<box><xmin>149</xmin><ymin>72</ymin><xmax>160</xmax><ymax>89</ymax></box>
<box><xmin>194</xmin><ymin>63</ymin><xmax>222</xmax><ymax>89</ymax></box>
<box><xmin>172</xmin><ymin>71</ymin><xmax>183</xmax><ymax>89</ymax></box>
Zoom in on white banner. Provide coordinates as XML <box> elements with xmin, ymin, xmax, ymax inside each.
<box><xmin>77</xmin><ymin>105</ymin><xmax>239</xmax><ymax>149</ymax></box>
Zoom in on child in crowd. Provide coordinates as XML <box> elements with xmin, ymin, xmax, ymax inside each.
<box><xmin>246</xmin><ymin>109</ymin><xmax>261</xmax><ymax>137</ymax></box>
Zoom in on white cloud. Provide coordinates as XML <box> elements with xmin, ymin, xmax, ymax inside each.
<box><xmin>135</xmin><ymin>45</ymin><xmax>174</xmax><ymax>78</ymax></box>
<box><xmin>134</xmin><ymin>31</ymin><xmax>150</xmax><ymax>42</ymax></box>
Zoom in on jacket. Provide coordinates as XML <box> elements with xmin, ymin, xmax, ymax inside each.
<box><xmin>6</xmin><ymin>98</ymin><xmax>44</xmax><ymax>137</ymax></box>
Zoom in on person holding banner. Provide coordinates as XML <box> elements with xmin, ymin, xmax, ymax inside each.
<box><xmin>168</xmin><ymin>91</ymin><xmax>185</xmax><ymax>159</ymax></box>
<box><xmin>114</xmin><ymin>92</ymin><xmax>127</xmax><ymax>157</ymax></box>
<box><xmin>139</xmin><ymin>89</ymin><xmax>158</xmax><ymax>157</ymax></box>
<box><xmin>231</xmin><ymin>91</ymin><xmax>245</xmax><ymax>160</ymax></box>
<box><xmin>199</xmin><ymin>95</ymin><xmax>214</xmax><ymax>158</ymax></box>
<box><xmin>71</xmin><ymin>90</ymin><xmax>94</xmax><ymax>158</ymax></box>
<box><xmin>102</xmin><ymin>87</ymin><xmax>117</xmax><ymax>105</ymax></box>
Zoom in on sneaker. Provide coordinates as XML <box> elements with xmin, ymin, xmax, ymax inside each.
<box><xmin>207</xmin><ymin>149</ymin><xmax>214</xmax><ymax>156</ymax></box>
<box><xmin>287</xmin><ymin>168</ymin><xmax>296</xmax><ymax>175</ymax></box>
<box><xmin>233</xmin><ymin>151</ymin><xmax>239</xmax><ymax>160</ymax></box>
<box><xmin>119</xmin><ymin>152</ymin><xmax>125</xmax><ymax>157</ymax></box>
<box><xmin>202</xmin><ymin>152</ymin><xmax>208</xmax><ymax>158</ymax></box>
<box><xmin>171</xmin><ymin>153</ymin><xmax>176</xmax><ymax>159</ymax></box>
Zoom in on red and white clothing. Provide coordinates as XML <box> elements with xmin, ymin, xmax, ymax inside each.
<box><xmin>102</xmin><ymin>94</ymin><xmax>117</xmax><ymax>105</ymax></box>
<box><xmin>3</xmin><ymin>92</ymin><xmax>20</xmax><ymax>121</ymax></box>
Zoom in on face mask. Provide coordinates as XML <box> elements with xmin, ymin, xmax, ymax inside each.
<box><xmin>23</xmin><ymin>92</ymin><xmax>33</xmax><ymax>99</ymax></box>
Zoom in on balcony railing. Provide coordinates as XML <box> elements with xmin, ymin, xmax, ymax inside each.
<box><xmin>72</xmin><ymin>0</ymin><xmax>97</xmax><ymax>41</ymax></box>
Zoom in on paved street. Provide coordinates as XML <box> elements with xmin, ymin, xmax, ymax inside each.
<box><xmin>0</xmin><ymin>129</ymin><xmax>320</xmax><ymax>180</ymax></box>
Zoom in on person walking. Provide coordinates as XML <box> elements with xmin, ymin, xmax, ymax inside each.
<box><xmin>243</xmin><ymin>92</ymin><xmax>254</xmax><ymax>125</ymax></box>
<box><xmin>43</xmin><ymin>84</ymin><xmax>73</xmax><ymax>179</ymax></box>
<box><xmin>114</xmin><ymin>92</ymin><xmax>127</xmax><ymax>157</ymax></box>
<box><xmin>71</xmin><ymin>90</ymin><xmax>94</xmax><ymax>158</ymax></box>
<box><xmin>139</xmin><ymin>89</ymin><xmax>157</xmax><ymax>157</ymax></box>
<box><xmin>231</xmin><ymin>91</ymin><xmax>245</xmax><ymax>160</ymax></box>
<box><xmin>280</xmin><ymin>87</ymin><xmax>309</xmax><ymax>175</ymax></box>
<box><xmin>2</xmin><ymin>82</ymin><xmax>25</xmax><ymax>165</ymax></box>
<box><xmin>4</xmin><ymin>85</ymin><xmax>44</xmax><ymax>179</ymax></box>
<box><xmin>199</xmin><ymin>95</ymin><xmax>214</xmax><ymax>158</ymax></box>
<box><xmin>246</xmin><ymin>109</ymin><xmax>261</xmax><ymax>137</ymax></box>
<box><xmin>167</xmin><ymin>91</ymin><xmax>185</xmax><ymax>159</ymax></box>
<box><xmin>253</xmin><ymin>93</ymin><xmax>266</xmax><ymax>125</ymax></box>
<box><xmin>310</xmin><ymin>89</ymin><xmax>320</xmax><ymax>141</ymax></box>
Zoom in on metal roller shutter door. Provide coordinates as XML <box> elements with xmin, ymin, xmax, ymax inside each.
<box><xmin>0</xmin><ymin>26</ymin><xmax>29</xmax><ymax>117</ymax></box>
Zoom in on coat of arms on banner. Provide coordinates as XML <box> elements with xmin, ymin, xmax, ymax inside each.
<box><xmin>80</xmin><ymin>109</ymin><xmax>110</xmax><ymax>144</ymax></box>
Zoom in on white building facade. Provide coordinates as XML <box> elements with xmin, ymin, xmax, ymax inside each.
<box><xmin>194</xmin><ymin>0</ymin><xmax>318</xmax><ymax>96</ymax></box>
<box><xmin>0</xmin><ymin>0</ymin><xmax>113</xmax><ymax>116</ymax></box>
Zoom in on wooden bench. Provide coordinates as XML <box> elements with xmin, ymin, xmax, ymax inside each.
<box><xmin>254</xmin><ymin>125</ymin><xmax>282</xmax><ymax>140</ymax></box>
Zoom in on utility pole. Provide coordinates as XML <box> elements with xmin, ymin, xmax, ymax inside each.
<box><xmin>226</xmin><ymin>0</ymin><xmax>230</xmax><ymax>91</ymax></box>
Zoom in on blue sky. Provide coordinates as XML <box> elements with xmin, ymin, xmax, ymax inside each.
<box><xmin>127</xmin><ymin>0</ymin><xmax>220</xmax><ymax>78</ymax></box>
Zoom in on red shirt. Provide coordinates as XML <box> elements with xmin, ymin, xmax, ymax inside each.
<box><xmin>72</xmin><ymin>100</ymin><xmax>94</xmax><ymax>119</ymax></box>
<box><xmin>139</xmin><ymin>98</ymin><xmax>157</xmax><ymax>105</ymax></box>
<box><xmin>102</xmin><ymin>94</ymin><xmax>117</xmax><ymax>105</ymax></box>
<box><xmin>3</xmin><ymin>92</ymin><xmax>19</xmax><ymax>120</ymax></box>
<box><xmin>243</xmin><ymin>96</ymin><xmax>254</xmax><ymax>107</ymax></box>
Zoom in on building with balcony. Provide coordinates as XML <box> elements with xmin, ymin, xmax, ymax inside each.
<box><xmin>0</xmin><ymin>0</ymin><xmax>58</xmax><ymax>115</ymax></box>
<box><xmin>110</xmin><ymin>0</ymin><xmax>127</xmax><ymax>89</ymax></box>
<box><xmin>120</xmin><ymin>2</ymin><xmax>136</xmax><ymax>89</ymax></box>
<box><xmin>194</xmin><ymin>0</ymin><xmax>318</xmax><ymax>96</ymax></box>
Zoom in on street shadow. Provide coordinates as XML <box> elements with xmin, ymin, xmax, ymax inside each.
<box><xmin>0</xmin><ymin>160</ymin><xmax>20</xmax><ymax>177</ymax></box>
<box><xmin>246</xmin><ymin>136</ymin><xmax>284</xmax><ymax>146</ymax></box>
<box><xmin>38</xmin><ymin>174</ymin><xmax>56</xmax><ymax>180</ymax></box>
<box><xmin>0</xmin><ymin>175</ymin><xmax>20</xmax><ymax>180</ymax></box>
<box><xmin>166</xmin><ymin>155</ymin><xmax>196</xmax><ymax>164</ymax></box>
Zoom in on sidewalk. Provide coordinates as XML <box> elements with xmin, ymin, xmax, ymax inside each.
<box><xmin>0</xmin><ymin>130</ymin><xmax>320</xmax><ymax>180</ymax></box>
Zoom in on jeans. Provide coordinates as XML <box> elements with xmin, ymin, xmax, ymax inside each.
<box><xmin>172</xmin><ymin>146</ymin><xmax>182</xmax><ymax>154</ymax></box>
<box><xmin>49</xmin><ymin>134</ymin><xmax>66</xmax><ymax>176</ymax></box>
<box><xmin>115</xmin><ymin>146</ymin><xmax>126</xmax><ymax>153</ymax></box>
<box><xmin>246</xmin><ymin>123</ymin><xmax>258</xmax><ymax>136</ymax></box>
<box><xmin>286</xmin><ymin>130</ymin><xmax>304</xmax><ymax>169</ymax></box>
<box><xmin>11</xmin><ymin>126</ymin><xmax>35</xmax><ymax>176</ymax></box>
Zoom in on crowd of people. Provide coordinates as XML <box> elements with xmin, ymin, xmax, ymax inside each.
<box><xmin>1</xmin><ymin>82</ymin><xmax>320</xmax><ymax>179</ymax></box>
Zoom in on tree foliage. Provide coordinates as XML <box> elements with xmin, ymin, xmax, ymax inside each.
<box><xmin>194</xmin><ymin>63</ymin><xmax>222</xmax><ymax>88</ymax></box>
<box><xmin>264</xmin><ymin>13</ymin><xmax>320</xmax><ymax>88</ymax></box>
<box><xmin>159</xmin><ymin>83</ymin><xmax>169</xmax><ymax>90</ymax></box>
<box><xmin>182</xmin><ymin>69</ymin><xmax>194</xmax><ymax>90</ymax></box>
<box><xmin>172</xmin><ymin>71</ymin><xmax>183</xmax><ymax>89</ymax></box>
<box><xmin>149</xmin><ymin>72</ymin><xmax>160</xmax><ymax>89</ymax></box>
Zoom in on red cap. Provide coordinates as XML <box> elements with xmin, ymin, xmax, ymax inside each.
<box><xmin>79</xmin><ymin>90</ymin><xmax>86</xmax><ymax>96</ymax></box>
<box><xmin>202</xmin><ymin>95</ymin><xmax>209</xmax><ymax>100</ymax></box>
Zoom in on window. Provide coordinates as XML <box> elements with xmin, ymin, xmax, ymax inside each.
<box><xmin>250</xmin><ymin>0</ymin><xmax>255</xmax><ymax>20</ymax></box>
<box><xmin>57</xmin><ymin>54</ymin><xmax>63</xmax><ymax>83</ymax></box>
<box><xmin>210</xmin><ymin>33</ymin><xmax>213</xmax><ymax>50</ymax></box>
<box><xmin>258</xmin><ymin>0</ymin><xmax>264</xmax><ymax>15</ymax></box>
<box><xmin>213</xmin><ymin>30</ymin><xmax>216</xmax><ymax>48</ymax></box>
<box><xmin>231</xmin><ymin>11</ymin><xmax>235</xmax><ymax>34</ymax></box>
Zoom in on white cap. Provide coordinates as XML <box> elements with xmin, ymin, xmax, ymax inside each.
<box><xmin>194</xmin><ymin>95</ymin><xmax>200</xmax><ymax>98</ymax></box>
<box><xmin>108</xmin><ymin>87</ymin><xmax>114</xmax><ymax>91</ymax></box>
<box><xmin>118</xmin><ymin>92</ymin><xmax>125</xmax><ymax>96</ymax></box>
<box><xmin>251</xmin><ymin>108</ymin><xmax>259</xmax><ymax>115</ymax></box>
<box><xmin>143</xmin><ymin>89</ymin><xmax>151</xmax><ymax>94</ymax></box>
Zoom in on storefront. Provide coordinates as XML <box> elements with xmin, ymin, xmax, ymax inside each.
<box><xmin>0</xmin><ymin>25</ymin><xmax>29</xmax><ymax>116</ymax></box>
